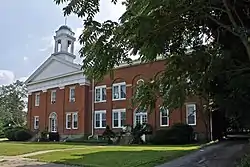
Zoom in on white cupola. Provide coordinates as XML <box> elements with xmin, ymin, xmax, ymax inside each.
<box><xmin>52</xmin><ymin>25</ymin><xmax>76</xmax><ymax>62</ymax></box>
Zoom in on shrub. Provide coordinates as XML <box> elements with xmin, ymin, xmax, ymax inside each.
<box><xmin>152</xmin><ymin>123</ymin><xmax>194</xmax><ymax>145</ymax></box>
<box><xmin>102</xmin><ymin>125</ymin><xmax>115</xmax><ymax>144</ymax></box>
<box><xmin>39</xmin><ymin>130</ymin><xmax>49</xmax><ymax>142</ymax></box>
<box><xmin>48</xmin><ymin>132</ymin><xmax>60</xmax><ymax>141</ymax></box>
<box><xmin>15</xmin><ymin>129</ymin><xmax>33</xmax><ymax>141</ymax></box>
<box><xmin>4</xmin><ymin>127</ymin><xmax>24</xmax><ymax>141</ymax></box>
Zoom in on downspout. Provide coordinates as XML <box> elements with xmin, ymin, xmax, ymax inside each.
<box><xmin>210</xmin><ymin>112</ymin><xmax>213</xmax><ymax>141</ymax></box>
<box><xmin>88</xmin><ymin>78</ymin><xmax>95</xmax><ymax>139</ymax></box>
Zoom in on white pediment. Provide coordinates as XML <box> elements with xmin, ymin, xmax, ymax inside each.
<box><xmin>26</xmin><ymin>56</ymin><xmax>82</xmax><ymax>84</ymax></box>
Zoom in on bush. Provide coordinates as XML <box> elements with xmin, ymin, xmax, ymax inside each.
<box><xmin>102</xmin><ymin>125</ymin><xmax>115</xmax><ymax>144</ymax></box>
<box><xmin>3</xmin><ymin>127</ymin><xmax>33</xmax><ymax>141</ymax></box>
<box><xmin>39</xmin><ymin>130</ymin><xmax>49</xmax><ymax>142</ymax></box>
<box><xmin>48</xmin><ymin>132</ymin><xmax>60</xmax><ymax>141</ymax></box>
<box><xmin>4</xmin><ymin>127</ymin><xmax>23</xmax><ymax>141</ymax></box>
<box><xmin>152</xmin><ymin>123</ymin><xmax>194</xmax><ymax>145</ymax></box>
<box><xmin>15</xmin><ymin>129</ymin><xmax>32</xmax><ymax>141</ymax></box>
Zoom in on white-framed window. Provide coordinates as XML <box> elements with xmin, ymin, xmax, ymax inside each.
<box><xmin>95</xmin><ymin>85</ymin><xmax>106</xmax><ymax>102</ymax></box>
<box><xmin>112</xmin><ymin>109</ymin><xmax>126</xmax><ymax>128</ymax></box>
<box><xmin>134</xmin><ymin>109</ymin><xmax>147</xmax><ymax>126</ymax></box>
<box><xmin>51</xmin><ymin>90</ymin><xmax>56</xmax><ymax>104</ymax></box>
<box><xmin>69</xmin><ymin>87</ymin><xmax>75</xmax><ymax>102</ymax></box>
<box><xmin>95</xmin><ymin>110</ymin><xmax>106</xmax><ymax>129</ymax></box>
<box><xmin>186</xmin><ymin>103</ymin><xmax>197</xmax><ymax>126</ymax></box>
<box><xmin>66</xmin><ymin>113</ymin><xmax>72</xmax><ymax>129</ymax></box>
<box><xmin>72</xmin><ymin>112</ymin><xmax>78</xmax><ymax>129</ymax></box>
<box><xmin>49</xmin><ymin>112</ymin><xmax>57</xmax><ymax>132</ymax></box>
<box><xmin>112</xmin><ymin>82</ymin><xmax>126</xmax><ymax>100</ymax></box>
<box><xmin>35</xmin><ymin>93</ymin><xmax>40</xmax><ymax>106</ymax></box>
<box><xmin>160</xmin><ymin>107</ymin><xmax>169</xmax><ymax>126</ymax></box>
<box><xmin>34</xmin><ymin>116</ymin><xmax>39</xmax><ymax>129</ymax></box>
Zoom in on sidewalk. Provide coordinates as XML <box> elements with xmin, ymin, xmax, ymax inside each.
<box><xmin>155</xmin><ymin>140</ymin><xmax>248</xmax><ymax>167</ymax></box>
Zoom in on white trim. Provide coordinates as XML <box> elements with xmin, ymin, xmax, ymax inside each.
<box><xmin>65</xmin><ymin>113</ymin><xmax>72</xmax><ymax>129</ymax></box>
<box><xmin>59</xmin><ymin>86</ymin><xmax>65</xmax><ymax>89</ymax></box>
<box><xmin>94</xmin><ymin>110</ymin><xmax>106</xmax><ymax>129</ymax></box>
<box><xmin>112</xmin><ymin>108</ymin><xmax>126</xmax><ymax>128</ymax></box>
<box><xmin>186</xmin><ymin>103</ymin><xmax>197</xmax><ymax>126</ymax></box>
<box><xmin>69</xmin><ymin>86</ymin><xmax>76</xmax><ymax>102</ymax></box>
<box><xmin>112</xmin><ymin>82</ymin><xmax>126</xmax><ymax>101</ymax></box>
<box><xmin>42</xmin><ymin>89</ymin><xmax>47</xmax><ymax>92</ymax></box>
<box><xmin>27</xmin><ymin>73</ymin><xmax>89</xmax><ymax>94</ymax></box>
<box><xmin>136</xmin><ymin>79</ymin><xmax>144</xmax><ymax>85</ymax></box>
<box><xmin>160</xmin><ymin>107</ymin><xmax>169</xmax><ymax>127</ymax></box>
<box><xmin>34</xmin><ymin>116</ymin><xmax>39</xmax><ymax>129</ymax></box>
<box><xmin>72</xmin><ymin>112</ymin><xmax>78</xmax><ymax>129</ymax></box>
<box><xmin>51</xmin><ymin>90</ymin><xmax>56</xmax><ymax>104</ymax></box>
<box><xmin>95</xmin><ymin>85</ymin><xmax>107</xmax><ymax>103</ymax></box>
<box><xmin>35</xmin><ymin>93</ymin><xmax>40</xmax><ymax>107</ymax></box>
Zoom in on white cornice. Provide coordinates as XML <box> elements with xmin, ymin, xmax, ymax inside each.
<box><xmin>27</xmin><ymin>73</ymin><xmax>90</xmax><ymax>93</ymax></box>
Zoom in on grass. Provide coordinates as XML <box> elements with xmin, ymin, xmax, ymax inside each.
<box><xmin>30</xmin><ymin>145</ymin><xmax>200</xmax><ymax>167</ymax></box>
<box><xmin>0</xmin><ymin>141</ymin><xmax>87</xmax><ymax>156</ymax></box>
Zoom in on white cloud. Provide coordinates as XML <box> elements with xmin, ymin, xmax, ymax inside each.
<box><xmin>18</xmin><ymin>76</ymin><xmax>28</xmax><ymax>82</ymax></box>
<box><xmin>23</xmin><ymin>56</ymin><xmax>28</xmax><ymax>61</ymax></box>
<box><xmin>0</xmin><ymin>70</ymin><xmax>15</xmax><ymax>86</ymax></box>
<box><xmin>39</xmin><ymin>36</ymin><xmax>54</xmax><ymax>52</ymax></box>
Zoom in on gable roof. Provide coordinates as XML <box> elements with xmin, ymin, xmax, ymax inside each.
<box><xmin>25</xmin><ymin>55</ymin><xmax>81</xmax><ymax>84</ymax></box>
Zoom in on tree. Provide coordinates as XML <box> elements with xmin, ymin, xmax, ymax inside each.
<box><xmin>0</xmin><ymin>80</ymin><xmax>27</xmax><ymax>127</ymax></box>
<box><xmin>54</xmin><ymin>0</ymin><xmax>250</xmax><ymax>134</ymax></box>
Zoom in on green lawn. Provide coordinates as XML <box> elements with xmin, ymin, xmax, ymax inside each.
<box><xmin>0</xmin><ymin>142</ymin><xmax>86</xmax><ymax>156</ymax></box>
<box><xmin>30</xmin><ymin>145</ymin><xmax>200</xmax><ymax>167</ymax></box>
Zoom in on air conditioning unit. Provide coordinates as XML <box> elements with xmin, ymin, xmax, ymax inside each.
<box><xmin>70</xmin><ymin>98</ymin><xmax>75</xmax><ymax>102</ymax></box>
<box><xmin>51</xmin><ymin>101</ymin><xmax>56</xmax><ymax>104</ymax></box>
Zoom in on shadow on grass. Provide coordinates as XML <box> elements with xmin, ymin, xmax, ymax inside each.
<box><xmin>16</xmin><ymin>150</ymin><xmax>195</xmax><ymax>167</ymax></box>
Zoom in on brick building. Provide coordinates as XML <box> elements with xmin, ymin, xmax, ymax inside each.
<box><xmin>25</xmin><ymin>25</ymin><xmax>209</xmax><ymax>140</ymax></box>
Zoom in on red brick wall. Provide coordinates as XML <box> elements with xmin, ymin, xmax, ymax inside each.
<box><xmin>27</xmin><ymin>59</ymin><xmax>208</xmax><ymax>137</ymax></box>
<box><xmin>28</xmin><ymin>84</ymin><xmax>91</xmax><ymax>136</ymax></box>
<box><xmin>93</xmin><ymin>60</ymin><xmax>208</xmax><ymax>135</ymax></box>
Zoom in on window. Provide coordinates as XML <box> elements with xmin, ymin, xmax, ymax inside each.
<box><xmin>35</xmin><ymin>93</ymin><xmax>40</xmax><ymax>106</ymax></box>
<box><xmin>112</xmin><ymin>82</ymin><xmax>126</xmax><ymax>100</ymax></box>
<box><xmin>95</xmin><ymin>110</ymin><xmax>106</xmax><ymax>128</ymax></box>
<box><xmin>112</xmin><ymin>109</ymin><xmax>126</xmax><ymax>128</ymax></box>
<box><xmin>34</xmin><ymin>116</ymin><xmax>39</xmax><ymax>129</ymax></box>
<box><xmin>69</xmin><ymin>87</ymin><xmax>75</xmax><ymax>102</ymax></box>
<box><xmin>72</xmin><ymin>113</ymin><xmax>78</xmax><ymax>129</ymax></box>
<box><xmin>95</xmin><ymin>86</ymin><xmax>106</xmax><ymax>102</ymax></box>
<box><xmin>160</xmin><ymin>107</ymin><xmax>169</xmax><ymax>126</ymax></box>
<box><xmin>186</xmin><ymin>104</ymin><xmax>197</xmax><ymax>125</ymax></box>
<box><xmin>66</xmin><ymin>113</ymin><xmax>72</xmax><ymax>129</ymax></box>
<box><xmin>51</xmin><ymin>90</ymin><xmax>56</xmax><ymax>104</ymax></box>
<box><xmin>65</xmin><ymin>112</ymin><xmax>78</xmax><ymax>129</ymax></box>
<box><xmin>135</xmin><ymin>109</ymin><xmax>147</xmax><ymax>126</ymax></box>
<box><xmin>49</xmin><ymin>112</ymin><xmax>57</xmax><ymax>132</ymax></box>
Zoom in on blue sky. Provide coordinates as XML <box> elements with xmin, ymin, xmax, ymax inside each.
<box><xmin>0</xmin><ymin>0</ymin><xmax>125</xmax><ymax>85</ymax></box>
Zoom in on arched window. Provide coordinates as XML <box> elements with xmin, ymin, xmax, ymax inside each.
<box><xmin>49</xmin><ymin>112</ymin><xmax>57</xmax><ymax>132</ymax></box>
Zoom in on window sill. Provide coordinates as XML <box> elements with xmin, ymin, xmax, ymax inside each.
<box><xmin>160</xmin><ymin>125</ymin><xmax>169</xmax><ymax>127</ymax></box>
<box><xmin>112</xmin><ymin>98</ymin><xmax>126</xmax><ymax>101</ymax></box>
<box><xmin>65</xmin><ymin>128</ymin><xmax>71</xmax><ymax>130</ymax></box>
<box><xmin>72</xmin><ymin>127</ymin><xmax>78</xmax><ymax>130</ymax></box>
<box><xmin>94</xmin><ymin>100</ymin><xmax>107</xmax><ymax>103</ymax></box>
<box><xmin>112</xmin><ymin>127</ymin><xmax>124</xmax><ymax>129</ymax></box>
<box><xmin>94</xmin><ymin>127</ymin><xmax>106</xmax><ymax>129</ymax></box>
<box><xmin>187</xmin><ymin>124</ymin><xmax>196</xmax><ymax>126</ymax></box>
